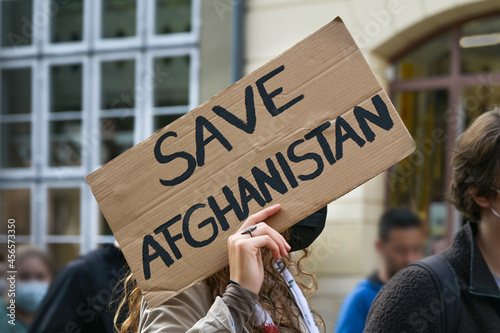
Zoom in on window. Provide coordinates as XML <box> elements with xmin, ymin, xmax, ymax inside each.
<box><xmin>0</xmin><ymin>0</ymin><xmax>33</xmax><ymax>48</ymax></box>
<box><xmin>50</xmin><ymin>0</ymin><xmax>84</xmax><ymax>43</ymax></box>
<box><xmin>0</xmin><ymin>0</ymin><xmax>200</xmax><ymax>269</ymax></box>
<box><xmin>0</xmin><ymin>64</ymin><xmax>33</xmax><ymax>169</ymax></box>
<box><xmin>0</xmin><ymin>188</ymin><xmax>31</xmax><ymax>235</ymax></box>
<box><xmin>388</xmin><ymin>13</ymin><xmax>500</xmax><ymax>253</ymax></box>
<box><xmin>48</xmin><ymin>61</ymin><xmax>84</xmax><ymax>167</ymax></box>
<box><xmin>101</xmin><ymin>0</ymin><xmax>137</xmax><ymax>39</ymax></box>
<box><xmin>155</xmin><ymin>0</ymin><xmax>192</xmax><ymax>35</ymax></box>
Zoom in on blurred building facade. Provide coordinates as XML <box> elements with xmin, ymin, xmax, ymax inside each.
<box><xmin>1</xmin><ymin>0</ymin><xmax>500</xmax><ymax>331</ymax></box>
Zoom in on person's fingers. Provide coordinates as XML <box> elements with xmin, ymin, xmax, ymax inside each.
<box><xmin>238</xmin><ymin>204</ymin><xmax>281</xmax><ymax>231</ymax></box>
<box><xmin>249</xmin><ymin>222</ymin><xmax>289</xmax><ymax>256</ymax></box>
<box><xmin>243</xmin><ymin>235</ymin><xmax>282</xmax><ymax>260</ymax></box>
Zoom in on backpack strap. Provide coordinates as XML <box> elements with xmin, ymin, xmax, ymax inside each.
<box><xmin>409</xmin><ymin>254</ymin><xmax>461</xmax><ymax>333</ymax></box>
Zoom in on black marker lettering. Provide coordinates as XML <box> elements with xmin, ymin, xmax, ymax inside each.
<box><xmin>155</xmin><ymin>131</ymin><xmax>196</xmax><ymax>187</ymax></box>
<box><xmin>212</xmin><ymin>85</ymin><xmax>257</xmax><ymax>134</ymax></box>
<box><xmin>354</xmin><ymin>94</ymin><xmax>394</xmax><ymax>142</ymax></box>
<box><xmin>335</xmin><ymin>116</ymin><xmax>366</xmax><ymax>160</ymax></box>
<box><xmin>251</xmin><ymin>158</ymin><xmax>288</xmax><ymax>203</ymax></box>
<box><xmin>275</xmin><ymin>152</ymin><xmax>298</xmax><ymax>188</ymax></box>
<box><xmin>237</xmin><ymin>176</ymin><xmax>266</xmax><ymax>219</ymax></box>
<box><xmin>304</xmin><ymin>121</ymin><xmax>336</xmax><ymax>165</ymax></box>
<box><xmin>142</xmin><ymin>235</ymin><xmax>174</xmax><ymax>280</ymax></box>
<box><xmin>154</xmin><ymin>215</ymin><xmax>183</xmax><ymax>260</ymax></box>
<box><xmin>256</xmin><ymin>65</ymin><xmax>304</xmax><ymax>116</ymax></box>
<box><xmin>287</xmin><ymin>139</ymin><xmax>324</xmax><ymax>181</ymax></box>
<box><xmin>208</xmin><ymin>185</ymin><xmax>246</xmax><ymax>231</ymax></box>
<box><xmin>195</xmin><ymin>116</ymin><xmax>233</xmax><ymax>167</ymax></box>
<box><xmin>183</xmin><ymin>203</ymin><xmax>218</xmax><ymax>248</ymax></box>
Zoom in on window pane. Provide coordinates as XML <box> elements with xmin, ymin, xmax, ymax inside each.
<box><xmin>101</xmin><ymin>117</ymin><xmax>134</xmax><ymax>164</ymax></box>
<box><xmin>1</xmin><ymin>122</ymin><xmax>31</xmax><ymax>168</ymax></box>
<box><xmin>395</xmin><ymin>33</ymin><xmax>451</xmax><ymax>80</ymax></box>
<box><xmin>462</xmin><ymin>85</ymin><xmax>500</xmax><ymax>127</ymax></box>
<box><xmin>50</xmin><ymin>0</ymin><xmax>83</xmax><ymax>43</ymax></box>
<box><xmin>1</xmin><ymin>0</ymin><xmax>32</xmax><ymax>47</ymax></box>
<box><xmin>49</xmin><ymin>120</ymin><xmax>82</xmax><ymax>167</ymax></box>
<box><xmin>101</xmin><ymin>0</ymin><xmax>136</xmax><ymax>38</ymax></box>
<box><xmin>47</xmin><ymin>243</ymin><xmax>79</xmax><ymax>271</ymax></box>
<box><xmin>0</xmin><ymin>189</ymin><xmax>30</xmax><ymax>235</ymax></box>
<box><xmin>154</xmin><ymin>114</ymin><xmax>182</xmax><ymax>131</ymax></box>
<box><xmin>389</xmin><ymin>90</ymin><xmax>448</xmax><ymax>232</ymax></box>
<box><xmin>48</xmin><ymin>188</ymin><xmax>80</xmax><ymax>235</ymax></box>
<box><xmin>50</xmin><ymin>64</ymin><xmax>82</xmax><ymax>112</ymax></box>
<box><xmin>1</xmin><ymin>67</ymin><xmax>31</xmax><ymax>115</ymax></box>
<box><xmin>101</xmin><ymin>59</ymin><xmax>135</xmax><ymax>109</ymax></box>
<box><xmin>460</xmin><ymin>16</ymin><xmax>500</xmax><ymax>73</ymax></box>
<box><xmin>154</xmin><ymin>56</ymin><xmax>190</xmax><ymax>107</ymax></box>
<box><xmin>156</xmin><ymin>0</ymin><xmax>191</xmax><ymax>34</ymax></box>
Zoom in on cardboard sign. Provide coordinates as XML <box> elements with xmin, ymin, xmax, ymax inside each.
<box><xmin>86</xmin><ymin>17</ymin><xmax>415</xmax><ymax>308</ymax></box>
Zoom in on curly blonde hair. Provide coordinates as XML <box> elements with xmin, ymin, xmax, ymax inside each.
<box><xmin>114</xmin><ymin>230</ymin><xmax>325</xmax><ymax>333</ymax></box>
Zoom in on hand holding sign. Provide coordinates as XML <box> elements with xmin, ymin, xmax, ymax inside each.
<box><xmin>228</xmin><ymin>203</ymin><xmax>290</xmax><ymax>295</ymax></box>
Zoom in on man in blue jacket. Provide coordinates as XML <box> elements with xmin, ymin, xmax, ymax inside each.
<box><xmin>334</xmin><ymin>209</ymin><xmax>424</xmax><ymax>333</ymax></box>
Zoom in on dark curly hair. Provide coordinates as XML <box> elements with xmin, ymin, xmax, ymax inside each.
<box><xmin>449</xmin><ymin>109</ymin><xmax>500</xmax><ymax>221</ymax></box>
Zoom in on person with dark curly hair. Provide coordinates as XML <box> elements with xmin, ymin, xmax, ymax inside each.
<box><xmin>365</xmin><ymin>109</ymin><xmax>500</xmax><ymax>332</ymax></box>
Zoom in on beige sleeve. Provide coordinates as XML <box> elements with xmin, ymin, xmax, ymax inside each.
<box><xmin>221</xmin><ymin>284</ymin><xmax>259</xmax><ymax>332</ymax></box>
<box><xmin>138</xmin><ymin>282</ymin><xmax>247</xmax><ymax>333</ymax></box>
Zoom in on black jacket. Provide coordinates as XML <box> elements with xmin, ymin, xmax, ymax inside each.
<box><xmin>365</xmin><ymin>221</ymin><xmax>500</xmax><ymax>333</ymax></box>
<box><xmin>29</xmin><ymin>244</ymin><xmax>128</xmax><ymax>333</ymax></box>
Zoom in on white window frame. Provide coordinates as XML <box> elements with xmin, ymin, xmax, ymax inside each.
<box><xmin>41</xmin><ymin>0</ymin><xmax>91</xmax><ymax>56</ymax></box>
<box><xmin>145</xmin><ymin>0</ymin><xmax>201</xmax><ymax>47</ymax></box>
<box><xmin>143</xmin><ymin>46</ymin><xmax>200</xmax><ymax>137</ymax></box>
<box><xmin>0</xmin><ymin>59</ymin><xmax>39</xmax><ymax>180</ymax></box>
<box><xmin>41</xmin><ymin>55</ymin><xmax>89</xmax><ymax>179</ymax></box>
<box><xmin>92</xmin><ymin>0</ymin><xmax>144</xmax><ymax>51</ymax></box>
<box><xmin>91</xmin><ymin>51</ymin><xmax>143</xmax><ymax>170</ymax></box>
<box><xmin>0</xmin><ymin>0</ymin><xmax>39</xmax><ymax>58</ymax></box>
<box><xmin>41</xmin><ymin>181</ymin><xmax>85</xmax><ymax>248</ymax></box>
<box><xmin>0</xmin><ymin>182</ymin><xmax>35</xmax><ymax>245</ymax></box>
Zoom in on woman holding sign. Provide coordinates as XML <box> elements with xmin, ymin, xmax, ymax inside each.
<box><xmin>115</xmin><ymin>205</ymin><xmax>327</xmax><ymax>332</ymax></box>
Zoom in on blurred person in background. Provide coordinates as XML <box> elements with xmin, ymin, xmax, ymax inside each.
<box><xmin>29</xmin><ymin>241</ymin><xmax>128</xmax><ymax>333</ymax></box>
<box><xmin>365</xmin><ymin>109</ymin><xmax>500</xmax><ymax>332</ymax></box>
<box><xmin>0</xmin><ymin>245</ymin><xmax>54</xmax><ymax>333</ymax></box>
<box><xmin>334</xmin><ymin>209</ymin><xmax>424</xmax><ymax>333</ymax></box>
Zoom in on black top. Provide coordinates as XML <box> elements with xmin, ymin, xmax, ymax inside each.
<box><xmin>29</xmin><ymin>244</ymin><xmax>128</xmax><ymax>333</ymax></box>
<box><xmin>365</xmin><ymin>221</ymin><xmax>500</xmax><ymax>332</ymax></box>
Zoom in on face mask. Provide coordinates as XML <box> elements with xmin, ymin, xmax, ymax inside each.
<box><xmin>288</xmin><ymin>206</ymin><xmax>327</xmax><ymax>252</ymax></box>
<box><xmin>16</xmin><ymin>281</ymin><xmax>49</xmax><ymax>312</ymax></box>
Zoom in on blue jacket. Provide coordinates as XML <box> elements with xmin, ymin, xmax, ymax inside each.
<box><xmin>334</xmin><ymin>272</ymin><xmax>384</xmax><ymax>333</ymax></box>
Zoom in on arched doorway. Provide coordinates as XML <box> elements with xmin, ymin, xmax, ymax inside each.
<box><xmin>387</xmin><ymin>13</ymin><xmax>500</xmax><ymax>253</ymax></box>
